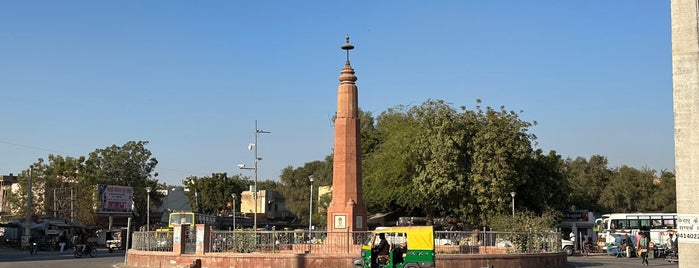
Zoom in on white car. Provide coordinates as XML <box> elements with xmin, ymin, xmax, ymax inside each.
<box><xmin>562</xmin><ymin>239</ymin><xmax>574</xmax><ymax>256</ymax></box>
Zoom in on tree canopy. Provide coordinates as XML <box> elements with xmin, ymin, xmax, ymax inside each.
<box><xmin>9</xmin><ymin>141</ymin><xmax>162</xmax><ymax>227</ymax></box>
<box><xmin>6</xmin><ymin>99</ymin><xmax>676</xmax><ymax>230</ymax></box>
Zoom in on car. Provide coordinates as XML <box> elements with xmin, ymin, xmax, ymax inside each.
<box><xmin>562</xmin><ymin>239</ymin><xmax>574</xmax><ymax>256</ymax></box>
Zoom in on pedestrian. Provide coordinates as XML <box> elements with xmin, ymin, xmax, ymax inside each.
<box><xmin>58</xmin><ymin>231</ymin><xmax>68</xmax><ymax>253</ymax></box>
<box><xmin>582</xmin><ymin>233</ymin><xmax>590</xmax><ymax>256</ymax></box>
<box><xmin>636</xmin><ymin>231</ymin><xmax>650</xmax><ymax>266</ymax></box>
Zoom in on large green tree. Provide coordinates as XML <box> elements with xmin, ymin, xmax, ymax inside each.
<box><xmin>9</xmin><ymin>141</ymin><xmax>162</xmax><ymax>227</ymax></box>
<box><xmin>83</xmin><ymin>140</ymin><xmax>162</xmax><ymax>226</ymax></box>
<box><xmin>8</xmin><ymin>156</ymin><xmax>87</xmax><ymax>222</ymax></box>
<box><xmin>362</xmin><ymin>99</ymin><xmax>556</xmax><ymax>227</ymax></box>
<box><xmin>278</xmin><ymin>159</ymin><xmax>332</xmax><ymax>226</ymax></box>
<box><xmin>363</xmin><ymin>105</ymin><xmax>423</xmax><ymax>215</ymax></box>
<box><xmin>564</xmin><ymin>155</ymin><xmax>612</xmax><ymax>212</ymax></box>
<box><xmin>182</xmin><ymin>173</ymin><xmax>251</xmax><ymax>215</ymax></box>
<box><xmin>599</xmin><ymin>166</ymin><xmax>657</xmax><ymax>212</ymax></box>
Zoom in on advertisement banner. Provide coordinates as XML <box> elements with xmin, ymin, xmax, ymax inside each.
<box><xmin>97</xmin><ymin>184</ymin><xmax>134</xmax><ymax>214</ymax></box>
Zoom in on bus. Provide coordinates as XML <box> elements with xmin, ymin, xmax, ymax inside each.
<box><xmin>594</xmin><ymin>213</ymin><xmax>677</xmax><ymax>249</ymax></box>
<box><xmin>167</xmin><ymin>211</ymin><xmax>217</xmax><ymax>228</ymax></box>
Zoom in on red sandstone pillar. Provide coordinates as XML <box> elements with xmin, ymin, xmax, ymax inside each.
<box><xmin>326</xmin><ymin>37</ymin><xmax>368</xmax><ymax>237</ymax></box>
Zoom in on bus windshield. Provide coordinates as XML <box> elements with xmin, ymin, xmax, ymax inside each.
<box><xmin>170</xmin><ymin>213</ymin><xmax>194</xmax><ymax>226</ymax></box>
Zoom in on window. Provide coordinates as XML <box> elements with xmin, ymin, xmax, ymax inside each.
<box><xmin>663</xmin><ymin>219</ymin><xmax>676</xmax><ymax>229</ymax></box>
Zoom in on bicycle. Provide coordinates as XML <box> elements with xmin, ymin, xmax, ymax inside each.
<box><xmin>586</xmin><ymin>243</ymin><xmax>600</xmax><ymax>254</ymax></box>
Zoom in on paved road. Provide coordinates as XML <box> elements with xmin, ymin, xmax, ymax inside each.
<box><xmin>567</xmin><ymin>254</ymin><xmax>679</xmax><ymax>267</ymax></box>
<box><xmin>0</xmin><ymin>245</ymin><xmax>125</xmax><ymax>268</ymax></box>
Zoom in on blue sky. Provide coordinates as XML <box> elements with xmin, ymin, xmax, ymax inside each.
<box><xmin>0</xmin><ymin>1</ymin><xmax>673</xmax><ymax>186</ymax></box>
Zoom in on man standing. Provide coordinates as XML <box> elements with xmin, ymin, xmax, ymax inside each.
<box><xmin>58</xmin><ymin>231</ymin><xmax>67</xmax><ymax>253</ymax></box>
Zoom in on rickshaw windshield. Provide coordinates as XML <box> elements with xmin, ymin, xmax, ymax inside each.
<box><xmin>363</xmin><ymin>236</ymin><xmax>373</xmax><ymax>246</ymax></box>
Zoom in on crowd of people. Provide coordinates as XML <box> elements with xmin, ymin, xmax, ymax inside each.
<box><xmin>573</xmin><ymin>229</ymin><xmax>678</xmax><ymax>264</ymax></box>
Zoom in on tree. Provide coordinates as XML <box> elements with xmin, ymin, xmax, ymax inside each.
<box><xmin>599</xmin><ymin>166</ymin><xmax>657</xmax><ymax>212</ymax></box>
<box><xmin>651</xmin><ymin>170</ymin><xmax>676</xmax><ymax>212</ymax></box>
<box><xmin>363</xmin><ymin>105</ymin><xmax>423</xmax><ymax>215</ymax></box>
<box><xmin>182</xmin><ymin>173</ymin><xmax>250</xmax><ymax>215</ymax></box>
<box><xmin>411</xmin><ymin>100</ymin><xmax>470</xmax><ymax>220</ymax></box>
<box><xmin>83</xmin><ymin>141</ymin><xmax>161</xmax><ymax>226</ymax></box>
<box><xmin>278</xmin><ymin>160</ymin><xmax>331</xmax><ymax>225</ymax></box>
<box><xmin>519</xmin><ymin>150</ymin><xmax>569</xmax><ymax>213</ymax></box>
<box><xmin>462</xmin><ymin>103</ymin><xmax>537</xmax><ymax>226</ymax></box>
<box><xmin>7</xmin><ymin>141</ymin><xmax>161</xmax><ymax>227</ymax></box>
<box><xmin>362</xmin><ymin>99</ymin><xmax>550</xmax><ymax>227</ymax></box>
<box><xmin>564</xmin><ymin>155</ymin><xmax>612</xmax><ymax>212</ymax></box>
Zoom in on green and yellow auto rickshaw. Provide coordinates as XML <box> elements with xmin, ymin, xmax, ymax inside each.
<box><xmin>360</xmin><ymin>226</ymin><xmax>435</xmax><ymax>268</ymax></box>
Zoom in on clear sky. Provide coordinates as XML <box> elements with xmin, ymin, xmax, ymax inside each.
<box><xmin>0</xmin><ymin>1</ymin><xmax>673</xmax><ymax>186</ymax></box>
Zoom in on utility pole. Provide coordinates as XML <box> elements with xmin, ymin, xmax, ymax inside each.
<box><xmin>70</xmin><ymin>188</ymin><xmax>74</xmax><ymax>222</ymax></box>
<box><xmin>24</xmin><ymin>167</ymin><xmax>33</xmax><ymax>243</ymax></box>
<box><xmin>53</xmin><ymin>188</ymin><xmax>57</xmax><ymax>218</ymax></box>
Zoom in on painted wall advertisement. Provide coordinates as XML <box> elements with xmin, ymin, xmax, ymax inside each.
<box><xmin>677</xmin><ymin>214</ymin><xmax>699</xmax><ymax>244</ymax></box>
<box><xmin>97</xmin><ymin>184</ymin><xmax>134</xmax><ymax>214</ymax></box>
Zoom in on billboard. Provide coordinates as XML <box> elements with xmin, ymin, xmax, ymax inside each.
<box><xmin>97</xmin><ymin>184</ymin><xmax>134</xmax><ymax>214</ymax></box>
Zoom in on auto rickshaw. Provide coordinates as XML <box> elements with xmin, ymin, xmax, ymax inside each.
<box><xmin>359</xmin><ymin>226</ymin><xmax>435</xmax><ymax>268</ymax></box>
<box><xmin>105</xmin><ymin>230</ymin><xmax>122</xmax><ymax>253</ymax></box>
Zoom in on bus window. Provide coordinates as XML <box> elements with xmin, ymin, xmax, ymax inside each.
<box><xmin>663</xmin><ymin>219</ymin><xmax>676</xmax><ymax>229</ymax></box>
<box><xmin>651</xmin><ymin>219</ymin><xmax>663</xmax><ymax>229</ymax></box>
<box><xmin>628</xmin><ymin>219</ymin><xmax>640</xmax><ymax>229</ymax></box>
<box><xmin>612</xmin><ymin>220</ymin><xmax>627</xmax><ymax>229</ymax></box>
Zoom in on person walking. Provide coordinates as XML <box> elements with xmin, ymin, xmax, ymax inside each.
<box><xmin>582</xmin><ymin>234</ymin><xmax>590</xmax><ymax>256</ymax></box>
<box><xmin>58</xmin><ymin>231</ymin><xmax>68</xmax><ymax>253</ymax></box>
<box><xmin>636</xmin><ymin>231</ymin><xmax>650</xmax><ymax>266</ymax></box>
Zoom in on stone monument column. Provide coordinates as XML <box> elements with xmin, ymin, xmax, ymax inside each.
<box><xmin>672</xmin><ymin>0</ymin><xmax>699</xmax><ymax>267</ymax></box>
<box><xmin>326</xmin><ymin>36</ymin><xmax>368</xmax><ymax>235</ymax></box>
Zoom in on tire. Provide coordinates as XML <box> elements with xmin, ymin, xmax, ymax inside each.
<box><xmin>89</xmin><ymin>248</ymin><xmax>97</xmax><ymax>257</ymax></box>
<box><xmin>74</xmin><ymin>250</ymin><xmax>82</xmax><ymax>258</ymax></box>
<box><xmin>564</xmin><ymin>246</ymin><xmax>574</xmax><ymax>256</ymax></box>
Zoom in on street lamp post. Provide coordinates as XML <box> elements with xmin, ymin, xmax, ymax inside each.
<box><xmin>238</xmin><ymin>120</ymin><xmax>270</xmax><ymax>232</ymax></box>
<box><xmin>231</xmin><ymin>193</ymin><xmax>237</xmax><ymax>230</ymax></box>
<box><xmin>146</xmin><ymin>187</ymin><xmax>152</xmax><ymax>232</ymax></box>
<box><xmin>510</xmin><ymin>192</ymin><xmax>516</xmax><ymax>217</ymax></box>
<box><xmin>309</xmin><ymin>175</ymin><xmax>314</xmax><ymax>241</ymax></box>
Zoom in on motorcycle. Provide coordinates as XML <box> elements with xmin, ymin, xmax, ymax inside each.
<box><xmin>29</xmin><ymin>242</ymin><xmax>38</xmax><ymax>255</ymax></box>
<box><xmin>73</xmin><ymin>243</ymin><xmax>97</xmax><ymax>258</ymax></box>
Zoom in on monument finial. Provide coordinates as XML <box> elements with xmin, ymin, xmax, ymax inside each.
<box><xmin>341</xmin><ymin>35</ymin><xmax>354</xmax><ymax>63</ymax></box>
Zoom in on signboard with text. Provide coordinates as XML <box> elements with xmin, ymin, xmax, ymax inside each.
<box><xmin>677</xmin><ymin>214</ymin><xmax>699</xmax><ymax>244</ymax></box>
<box><xmin>97</xmin><ymin>184</ymin><xmax>134</xmax><ymax>214</ymax></box>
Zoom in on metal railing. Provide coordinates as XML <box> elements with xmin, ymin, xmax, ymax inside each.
<box><xmin>433</xmin><ymin>230</ymin><xmax>562</xmax><ymax>254</ymax></box>
<box><xmin>209</xmin><ymin>230</ymin><xmax>372</xmax><ymax>254</ymax></box>
<box><xmin>131</xmin><ymin>229</ymin><xmax>563</xmax><ymax>255</ymax></box>
<box><xmin>131</xmin><ymin>231</ymin><xmax>174</xmax><ymax>252</ymax></box>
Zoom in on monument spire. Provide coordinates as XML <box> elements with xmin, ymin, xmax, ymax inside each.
<box><xmin>327</xmin><ymin>36</ymin><xmax>368</xmax><ymax>236</ymax></box>
<box><xmin>341</xmin><ymin>35</ymin><xmax>354</xmax><ymax>64</ymax></box>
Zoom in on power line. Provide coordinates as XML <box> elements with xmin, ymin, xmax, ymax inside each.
<box><xmin>0</xmin><ymin>140</ymin><xmax>75</xmax><ymax>155</ymax></box>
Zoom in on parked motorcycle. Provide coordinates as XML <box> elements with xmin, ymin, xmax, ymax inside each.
<box><xmin>73</xmin><ymin>243</ymin><xmax>97</xmax><ymax>258</ymax></box>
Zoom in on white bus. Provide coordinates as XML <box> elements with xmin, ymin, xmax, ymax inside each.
<box><xmin>594</xmin><ymin>213</ymin><xmax>677</xmax><ymax>250</ymax></box>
